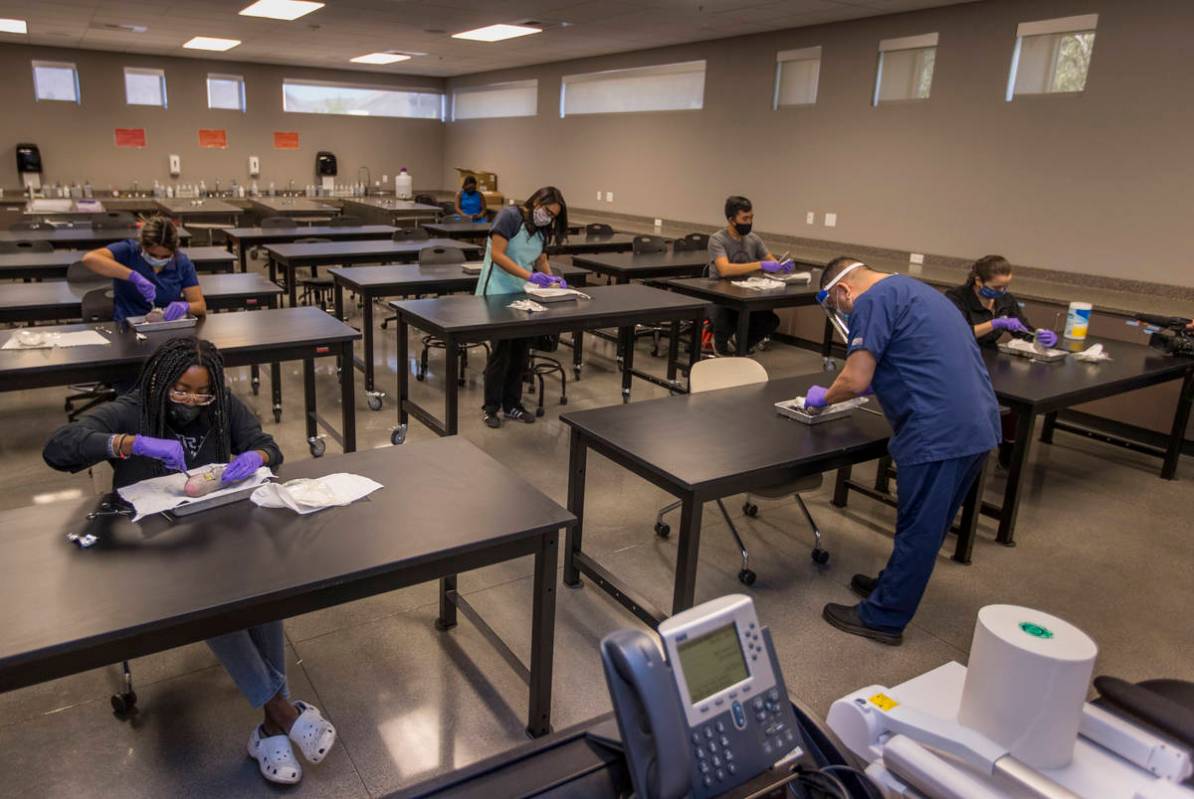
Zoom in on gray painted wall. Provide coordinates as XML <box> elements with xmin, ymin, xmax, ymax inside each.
<box><xmin>0</xmin><ymin>44</ymin><xmax>445</xmax><ymax>192</ymax></box>
<box><xmin>443</xmin><ymin>0</ymin><xmax>1193</xmax><ymax>287</ymax></box>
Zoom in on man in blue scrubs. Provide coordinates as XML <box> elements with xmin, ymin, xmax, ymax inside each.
<box><xmin>806</xmin><ymin>257</ymin><xmax>1000</xmax><ymax>645</ymax></box>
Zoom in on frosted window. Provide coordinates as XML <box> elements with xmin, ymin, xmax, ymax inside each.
<box><xmin>32</xmin><ymin>61</ymin><xmax>79</xmax><ymax>103</ymax></box>
<box><xmin>283</xmin><ymin>80</ymin><xmax>442</xmax><ymax>119</ymax></box>
<box><xmin>125</xmin><ymin>68</ymin><xmax>167</xmax><ymax>107</ymax></box>
<box><xmin>208</xmin><ymin>74</ymin><xmax>246</xmax><ymax>111</ymax></box>
<box><xmin>561</xmin><ymin>61</ymin><xmax>705</xmax><ymax>117</ymax></box>
<box><xmin>1010</xmin><ymin>31</ymin><xmax>1095</xmax><ymax>97</ymax></box>
<box><xmin>774</xmin><ymin>48</ymin><xmax>821</xmax><ymax>108</ymax></box>
<box><xmin>452</xmin><ymin>80</ymin><xmax>537</xmax><ymax>120</ymax></box>
<box><xmin>875</xmin><ymin>47</ymin><xmax>935</xmax><ymax>103</ymax></box>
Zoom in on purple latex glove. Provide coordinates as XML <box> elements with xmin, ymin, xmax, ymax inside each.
<box><xmin>760</xmin><ymin>260</ymin><xmax>795</xmax><ymax>275</ymax></box>
<box><xmin>554</xmin><ymin>276</ymin><xmax>568</xmax><ymax>289</ymax></box>
<box><xmin>1035</xmin><ymin>329</ymin><xmax>1058</xmax><ymax>348</ymax></box>
<box><xmin>131</xmin><ymin>435</ymin><xmax>186</xmax><ymax>472</ymax></box>
<box><xmin>805</xmin><ymin>385</ymin><xmax>830</xmax><ymax>409</ymax></box>
<box><xmin>991</xmin><ymin>316</ymin><xmax>1030</xmax><ymax>335</ymax></box>
<box><xmin>528</xmin><ymin>272</ymin><xmax>556</xmax><ymax>288</ymax></box>
<box><xmin>127</xmin><ymin>271</ymin><xmax>157</xmax><ymax>305</ymax></box>
<box><xmin>163</xmin><ymin>301</ymin><xmax>189</xmax><ymax>322</ymax></box>
<box><xmin>222</xmin><ymin>450</ymin><xmax>264</xmax><ymax>484</ymax></box>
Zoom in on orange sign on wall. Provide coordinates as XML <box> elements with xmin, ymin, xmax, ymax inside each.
<box><xmin>273</xmin><ymin>131</ymin><xmax>300</xmax><ymax>150</ymax></box>
<box><xmin>114</xmin><ymin>128</ymin><xmax>147</xmax><ymax>148</ymax></box>
<box><xmin>198</xmin><ymin>128</ymin><xmax>228</xmax><ymax>149</ymax></box>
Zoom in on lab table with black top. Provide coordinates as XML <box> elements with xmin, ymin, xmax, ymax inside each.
<box><xmin>571</xmin><ymin>250</ymin><xmax>708</xmax><ymax>284</ymax></box>
<box><xmin>155</xmin><ymin>197</ymin><xmax>242</xmax><ymax>225</ymax></box>
<box><xmin>0</xmin><ymin>439</ymin><xmax>572</xmax><ymax>738</ymax></box>
<box><xmin>0</xmin><ymin>306</ymin><xmax>359</xmax><ymax>456</ymax></box>
<box><xmin>834</xmin><ymin>336</ymin><xmax>1194</xmax><ymax>548</ymax></box>
<box><xmin>0</xmin><ymin>245</ymin><xmax>235</xmax><ymax>281</ymax></box>
<box><xmin>389</xmin><ymin>284</ymin><xmax>708</xmax><ymax>441</ymax></box>
<box><xmin>223</xmin><ymin>224</ymin><xmax>397</xmax><ymax>272</ymax></box>
<box><xmin>420</xmin><ymin>221</ymin><xmax>492</xmax><ymax>241</ymax></box>
<box><xmin>264</xmin><ymin>238</ymin><xmax>483</xmax><ymax>307</ymax></box>
<box><xmin>560</xmin><ymin>373</ymin><xmax>986</xmax><ymax>627</ymax></box>
<box><xmin>329</xmin><ymin>263</ymin><xmax>590</xmax><ymax>407</ymax></box>
<box><xmin>545</xmin><ymin>233</ymin><xmax>637</xmax><ymax>256</ymax></box>
<box><xmin>249</xmin><ymin>196</ymin><xmax>337</xmax><ymax>219</ymax></box>
<box><xmin>0</xmin><ymin>226</ymin><xmax>193</xmax><ymax>250</ymax></box>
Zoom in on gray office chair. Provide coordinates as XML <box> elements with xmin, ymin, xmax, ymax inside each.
<box><xmin>293</xmin><ymin>237</ymin><xmax>334</xmax><ymax>310</ymax></box>
<box><xmin>632</xmin><ymin>234</ymin><xmax>667</xmax><ymax>255</ymax></box>
<box><xmin>328</xmin><ymin>215</ymin><xmax>364</xmax><ymax>227</ymax></box>
<box><xmin>393</xmin><ymin>227</ymin><xmax>429</xmax><ymax>242</ymax></box>
<box><xmin>65</xmin><ymin>281</ymin><xmax>118</xmax><ymax>421</ymax></box>
<box><xmin>410</xmin><ymin>246</ymin><xmax>489</xmax><ymax>385</ymax></box>
<box><xmin>654</xmin><ymin>358</ymin><xmax>828</xmax><ymax>585</ymax></box>
<box><xmin>9</xmin><ymin>220</ymin><xmax>54</xmax><ymax>232</ymax></box>
<box><xmin>0</xmin><ymin>239</ymin><xmax>54</xmax><ymax>254</ymax></box>
<box><xmin>585</xmin><ymin>223</ymin><xmax>614</xmax><ymax>236</ymax></box>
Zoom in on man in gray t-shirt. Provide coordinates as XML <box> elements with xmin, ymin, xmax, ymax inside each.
<box><xmin>705</xmin><ymin>195</ymin><xmax>794</xmax><ymax>355</ymax></box>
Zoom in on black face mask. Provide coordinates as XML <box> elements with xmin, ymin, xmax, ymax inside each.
<box><xmin>734</xmin><ymin>222</ymin><xmax>752</xmax><ymax>236</ymax></box>
<box><xmin>167</xmin><ymin>402</ymin><xmax>203</xmax><ymax>427</ymax></box>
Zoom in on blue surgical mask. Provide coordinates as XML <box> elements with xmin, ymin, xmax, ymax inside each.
<box><xmin>978</xmin><ymin>285</ymin><xmax>1006</xmax><ymax>299</ymax></box>
<box><xmin>141</xmin><ymin>249</ymin><xmax>172</xmax><ymax>269</ymax></box>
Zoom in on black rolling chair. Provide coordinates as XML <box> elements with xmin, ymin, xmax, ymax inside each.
<box><xmin>328</xmin><ymin>215</ymin><xmax>364</xmax><ymax>227</ymax></box>
<box><xmin>632</xmin><ymin>234</ymin><xmax>667</xmax><ymax>254</ymax></box>
<box><xmin>585</xmin><ymin>222</ymin><xmax>614</xmax><ymax>236</ymax></box>
<box><xmin>682</xmin><ymin>232</ymin><xmax>710</xmax><ymax>251</ymax></box>
<box><xmin>64</xmin><ymin>272</ymin><xmax>118</xmax><ymax>421</ymax></box>
<box><xmin>414</xmin><ymin>193</ymin><xmax>438</xmax><ymax>206</ymax></box>
<box><xmin>293</xmin><ymin>237</ymin><xmax>335</xmax><ymax>310</ymax></box>
<box><xmin>671</xmin><ymin>237</ymin><xmax>701</xmax><ymax>252</ymax></box>
<box><xmin>91</xmin><ymin>212</ymin><xmax>138</xmax><ymax>230</ymax></box>
<box><xmin>9</xmin><ymin>220</ymin><xmax>54</xmax><ymax>232</ymax></box>
<box><xmin>0</xmin><ymin>239</ymin><xmax>54</xmax><ymax>254</ymax></box>
<box><xmin>413</xmin><ymin>246</ymin><xmax>489</xmax><ymax>386</ymax></box>
<box><xmin>393</xmin><ymin>227</ymin><xmax>429</xmax><ymax>242</ymax></box>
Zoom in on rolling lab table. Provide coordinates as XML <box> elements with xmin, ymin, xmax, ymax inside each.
<box><xmin>0</xmin><ymin>307</ymin><xmax>359</xmax><ymax>456</ymax></box>
<box><xmin>0</xmin><ymin>439</ymin><xmax>573</xmax><ymax>738</ymax></box>
<box><xmin>0</xmin><ymin>245</ymin><xmax>236</xmax><ymax>280</ymax></box>
<box><xmin>546</xmin><ymin>233</ymin><xmax>636</xmax><ymax>256</ymax></box>
<box><xmin>155</xmin><ymin>197</ymin><xmax>242</xmax><ymax>225</ymax></box>
<box><xmin>421</xmin><ymin>221</ymin><xmax>492</xmax><ymax>241</ymax></box>
<box><xmin>223</xmin><ymin>223</ymin><xmax>397</xmax><ymax>272</ymax></box>
<box><xmin>0</xmin><ymin>226</ymin><xmax>192</xmax><ymax>249</ymax></box>
<box><xmin>249</xmin><ymin>196</ymin><xmax>336</xmax><ymax>219</ymax></box>
<box><xmin>340</xmin><ymin>197</ymin><xmax>443</xmax><ymax>226</ymax></box>
<box><xmin>390</xmin><ymin>284</ymin><xmax>708</xmax><ymax>442</ymax></box>
<box><xmin>329</xmin><ymin>263</ymin><xmax>590</xmax><ymax>408</ymax></box>
<box><xmin>265</xmin><ymin>238</ymin><xmax>483</xmax><ymax>307</ymax></box>
<box><xmin>571</xmin><ymin>250</ymin><xmax>708</xmax><ymax>284</ymax></box>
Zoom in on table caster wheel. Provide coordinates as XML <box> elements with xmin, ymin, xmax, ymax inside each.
<box><xmin>367</xmin><ymin>394</ymin><xmax>383</xmax><ymax>411</ymax></box>
<box><xmin>416</xmin><ymin>370</ymin><xmax>425</xmax><ymax>382</ymax></box>
<box><xmin>391</xmin><ymin>425</ymin><xmax>407</xmax><ymax>445</ymax></box>
<box><xmin>559</xmin><ymin>396</ymin><xmax>568</xmax><ymax>405</ymax></box>
<box><xmin>811</xmin><ymin>548</ymin><xmax>830</xmax><ymax>565</ymax></box>
<box><xmin>737</xmin><ymin>569</ymin><xmax>757</xmax><ymax>586</ymax></box>
<box><xmin>742</xmin><ymin>502</ymin><xmax>759</xmax><ymax>517</ymax></box>
<box><xmin>535</xmin><ymin>407</ymin><xmax>545</xmax><ymax>418</ymax></box>
<box><xmin>380</xmin><ymin>320</ymin><xmax>389</xmax><ymax>330</ymax></box>
<box><xmin>273</xmin><ymin>407</ymin><xmax>282</xmax><ymax>423</ymax></box>
<box><xmin>622</xmin><ymin>392</ymin><xmax>630</xmax><ymax>405</ymax></box>
<box><xmin>251</xmin><ymin>379</ymin><xmax>260</xmax><ymax>396</ymax></box>
<box><xmin>308</xmin><ymin>438</ymin><xmax>326</xmax><ymax>457</ymax></box>
<box><xmin>64</xmin><ymin>399</ymin><xmax>74</xmax><ymax>412</ymax></box>
<box><xmin>654</xmin><ymin>522</ymin><xmax>670</xmax><ymax>538</ymax></box>
<box><xmin>111</xmin><ymin>690</ymin><xmax>137</xmax><ymax>717</ymax></box>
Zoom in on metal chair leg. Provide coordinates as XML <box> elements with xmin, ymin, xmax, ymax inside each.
<box><xmin>795</xmin><ymin>494</ymin><xmax>830</xmax><ymax>564</ymax></box>
<box><xmin>656</xmin><ymin>498</ymin><xmax>682</xmax><ymax>526</ymax></box>
<box><xmin>716</xmin><ymin>499</ymin><xmax>756</xmax><ymax>585</ymax></box>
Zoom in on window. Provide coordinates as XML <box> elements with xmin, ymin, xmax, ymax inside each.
<box><xmin>124</xmin><ymin>67</ymin><xmax>167</xmax><ymax>107</ymax></box>
<box><xmin>873</xmin><ymin>33</ymin><xmax>937</xmax><ymax>105</ymax></box>
<box><xmin>561</xmin><ymin>60</ymin><xmax>705</xmax><ymax>117</ymax></box>
<box><xmin>452</xmin><ymin>80</ymin><xmax>537</xmax><ymax>121</ymax></box>
<box><xmin>32</xmin><ymin>61</ymin><xmax>79</xmax><ymax>103</ymax></box>
<box><xmin>282</xmin><ymin>79</ymin><xmax>442</xmax><ymax>119</ymax></box>
<box><xmin>208</xmin><ymin>74</ymin><xmax>246</xmax><ymax>111</ymax></box>
<box><xmin>774</xmin><ymin>46</ymin><xmax>821</xmax><ymax>108</ymax></box>
<box><xmin>1007</xmin><ymin>14</ymin><xmax>1097</xmax><ymax>100</ymax></box>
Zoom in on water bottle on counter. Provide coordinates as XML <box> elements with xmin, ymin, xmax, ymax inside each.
<box><xmin>395</xmin><ymin>167</ymin><xmax>413</xmax><ymax>200</ymax></box>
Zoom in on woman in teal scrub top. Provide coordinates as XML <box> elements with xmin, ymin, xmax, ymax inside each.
<box><xmin>475</xmin><ymin>186</ymin><xmax>569</xmax><ymax>429</ymax></box>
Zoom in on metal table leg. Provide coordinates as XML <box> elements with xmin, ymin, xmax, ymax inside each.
<box><xmin>526</xmin><ymin>530</ymin><xmax>559</xmax><ymax>737</ymax></box>
<box><xmin>563</xmin><ymin>429</ymin><xmax>587</xmax><ymax>587</ymax></box>
<box><xmin>443</xmin><ymin>336</ymin><xmax>460</xmax><ymax>435</ymax></box>
<box><xmin>994</xmin><ymin>408</ymin><xmax>1036</xmax><ymax>546</ymax></box>
<box><xmin>619</xmin><ymin>326</ymin><xmax>634</xmax><ymax>403</ymax></box>
<box><xmin>953</xmin><ymin>453</ymin><xmax>989</xmax><ymax>564</ymax></box>
<box><xmin>735</xmin><ymin>310</ymin><xmax>750</xmax><ymax>356</ymax></box>
<box><xmin>1162</xmin><ymin>368</ymin><xmax>1194</xmax><ymax>480</ymax></box>
<box><xmin>339</xmin><ymin>339</ymin><xmax>356</xmax><ymax>452</ymax></box>
<box><xmin>671</xmin><ymin>495</ymin><xmax>704</xmax><ymax>615</ymax></box>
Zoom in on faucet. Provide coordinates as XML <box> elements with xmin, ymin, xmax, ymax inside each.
<box><xmin>358</xmin><ymin>166</ymin><xmax>371</xmax><ymax>195</ymax></box>
<box><xmin>288</xmin><ymin>179</ymin><xmax>295</xmax><ymax>195</ymax></box>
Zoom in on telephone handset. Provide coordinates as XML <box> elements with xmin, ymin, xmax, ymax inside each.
<box><xmin>601</xmin><ymin>595</ymin><xmax>802</xmax><ymax>799</ymax></box>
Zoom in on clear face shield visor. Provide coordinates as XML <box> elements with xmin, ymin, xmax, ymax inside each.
<box><xmin>816</xmin><ymin>262</ymin><xmax>864</xmax><ymax>343</ymax></box>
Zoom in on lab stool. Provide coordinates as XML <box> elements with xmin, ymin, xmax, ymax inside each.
<box><xmin>524</xmin><ymin>351</ymin><xmax>568</xmax><ymax>416</ymax></box>
<box><xmin>417</xmin><ymin>338</ymin><xmax>488</xmax><ymax>387</ymax></box>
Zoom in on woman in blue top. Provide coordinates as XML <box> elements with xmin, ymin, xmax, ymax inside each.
<box><xmin>475</xmin><ymin>186</ymin><xmax>568</xmax><ymax>429</ymax></box>
<box><xmin>81</xmin><ymin>215</ymin><xmax>207</xmax><ymax>322</ymax></box>
<box><xmin>455</xmin><ymin>175</ymin><xmax>488</xmax><ymax>221</ymax></box>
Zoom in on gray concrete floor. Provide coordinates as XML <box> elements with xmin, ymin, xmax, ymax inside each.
<box><xmin>0</xmin><ymin>252</ymin><xmax>1191</xmax><ymax>798</ymax></box>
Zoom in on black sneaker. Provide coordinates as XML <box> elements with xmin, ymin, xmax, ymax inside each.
<box><xmin>482</xmin><ymin>409</ymin><xmax>501</xmax><ymax>429</ymax></box>
<box><xmin>503</xmin><ymin>406</ymin><xmax>536</xmax><ymax>424</ymax></box>
<box><xmin>712</xmin><ymin>337</ymin><xmax>734</xmax><ymax>358</ymax></box>
<box><xmin>850</xmin><ymin>574</ymin><xmax>878</xmax><ymax>599</ymax></box>
<box><xmin>822</xmin><ymin>603</ymin><xmax>903</xmax><ymax>646</ymax></box>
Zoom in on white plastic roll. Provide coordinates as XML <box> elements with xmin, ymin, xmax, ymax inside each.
<box><xmin>958</xmin><ymin>605</ymin><xmax>1097</xmax><ymax>770</ymax></box>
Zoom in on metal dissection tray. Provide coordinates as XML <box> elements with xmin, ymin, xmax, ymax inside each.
<box><xmin>775</xmin><ymin>397</ymin><xmax>866</xmax><ymax>425</ymax></box>
<box><xmin>128</xmin><ymin>314</ymin><xmax>199</xmax><ymax>332</ymax></box>
<box><xmin>167</xmin><ymin>482</ymin><xmax>259</xmax><ymax>518</ymax></box>
<box><xmin>998</xmin><ymin>342</ymin><xmax>1069</xmax><ymax>363</ymax></box>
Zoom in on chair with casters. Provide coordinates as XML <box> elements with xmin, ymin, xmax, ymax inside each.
<box><xmin>653</xmin><ymin>358</ymin><xmax>828</xmax><ymax>585</ymax></box>
<box><xmin>438</xmin><ymin>201</ymin><xmax>458</xmax><ymax>217</ymax></box>
<box><xmin>292</xmin><ymin>237</ymin><xmax>334</xmax><ymax>310</ymax></box>
<box><xmin>9</xmin><ymin>220</ymin><xmax>54</xmax><ymax>232</ymax></box>
<box><xmin>671</xmin><ymin>237</ymin><xmax>702</xmax><ymax>253</ymax></box>
<box><xmin>0</xmin><ymin>239</ymin><xmax>54</xmax><ymax>255</ymax></box>
<box><xmin>683</xmin><ymin>232</ymin><xmax>710</xmax><ymax>251</ymax></box>
<box><xmin>327</xmin><ymin>215</ymin><xmax>364</xmax><ymax>227</ymax></box>
<box><xmin>632</xmin><ymin>234</ymin><xmax>667</xmax><ymax>255</ymax></box>
<box><xmin>64</xmin><ymin>279</ymin><xmax>118</xmax><ymax>421</ymax></box>
<box><xmin>408</xmin><ymin>246</ymin><xmax>490</xmax><ymax>384</ymax></box>
<box><xmin>585</xmin><ymin>222</ymin><xmax>614</xmax><ymax>236</ymax></box>
<box><xmin>414</xmin><ymin>193</ymin><xmax>438</xmax><ymax>207</ymax></box>
<box><xmin>629</xmin><ymin>234</ymin><xmax>671</xmax><ymax>353</ymax></box>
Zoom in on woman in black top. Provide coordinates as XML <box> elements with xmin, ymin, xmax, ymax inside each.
<box><xmin>43</xmin><ymin>337</ymin><xmax>336</xmax><ymax>786</ymax></box>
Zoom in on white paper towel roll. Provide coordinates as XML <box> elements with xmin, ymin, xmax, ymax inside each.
<box><xmin>958</xmin><ymin>605</ymin><xmax>1097</xmax><ymax>769</ymax></box>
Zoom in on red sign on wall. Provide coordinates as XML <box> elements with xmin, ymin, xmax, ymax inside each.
<box><xmin>198</xmin><ymin>129</ymin><xmax>228</xmax><ymax>149</ymax></box>
<box><xmin>273</xmin><ymin>131</ymin><xmax>300</xmax><ymax>150</ymax></box>
<box><xmin>114</xmin><ymin>128</ymin><xmax>147</xmax><ymax>148</ymax></box>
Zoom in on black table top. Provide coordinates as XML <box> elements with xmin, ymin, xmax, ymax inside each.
<box><xmin>0</xmin><ymin>273</ymin><xmax>281</xmax><ymax>313</ymax></box>
<box><xmin>0</xmin><ymin>246</ymin><xmax>235</xmax><ymax>276</ymax></box>
<box><xmin>981</xmin><ymin>336</ymin><xmax>1194</xmax><ymax>408</ymax></box>
<box><xmin>249</xmin><ymin>197</ymin><xmax>337</xmax><ymax>215</ymax></box>
<box><xmin>0</xmin><ymin>306</ymin><xmax>358</xmax><ymax>381</ymax></box>
<box><xmin>662</xmin><ymin>275</ymin><xmax>821</xmax><ymax>307</ymax></box>
<box><xmin>572</xmin><ymin>250</ymin><xmax>708</xmax><ymax>278</ymax></box>
<box><xmin>562</xmin><ymin>374</ymin><xmax>891</xmax><ymax>492</ymax></box>
<box><xmin>389</xmin><ymin>283</ymin><xmax>708</xmax><ymax>336</ymax></box>
<box><xmin>341</xmin><ymin>198</ymin><xmax>443</xmax><ymax>213</ymax></box>
<box><xmin>546</xmin><ymin>233</ymin><xmax>637</xmax><ymax>255</ymax></box>
<box><xmin>421</xmin><ymin>221</ymin><xmax>491</xmax><ymax>236</ymax></box>
<box><xmin>155</xmin><ymin>198</ymin><xmax>242</xmax><ymax>216</ymax></box>
<box><xmin>0</xmin><ymin>227</ymin><xmax>193</xmax><ymax>245</ymax></box>
<box><xmin>224</xmin><ymin>224</ymin><xmax>397</xmax><ymax>243</ymax></box>
<box><xmin>0</xmin><ymin>438</ymin><xmax>574</xmax><ymax>689</ymax></box>
<box><xmin>329</xmin><ymin>263</ymin><xmax>589</xmax><ymax>293</ymax></box>
<box><xmin>266</xmin><ymin>238</ymin><xmax>482</xmax><ymax>266</ymax></box>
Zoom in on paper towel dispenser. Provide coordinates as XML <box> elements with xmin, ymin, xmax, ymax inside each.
<box><xmin>315</xmin><ymin>151</ymin><xmax>337</xmax><ymax>177</ymax></box>
<box><xmin>16</xmin><ymin>143</ymin><xmax>42</xmax><ymax>174</ymax></box>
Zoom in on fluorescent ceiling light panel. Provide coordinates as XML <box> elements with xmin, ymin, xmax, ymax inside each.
<box><xmin>239</xmin><ymin>0</ymin><xmax>324</xmax><ymax>21</ymax></box>
<box><xmin>0</xmin><ymin>18</ymin><xmax>28</xmax><ymax>34</ymax></box>
<box><xmin>451</xmin><ymin>23</ymin><xmax>541</xmax><ymax>42</ymax></box>
<box><xmin>184</xmin><ymin>36</ymin><xmax>242</xmax><ymax>51</ymax></box>
<box><xmin>350</xmin><ymin>52</ymin><xmax>411</xmax><ymax>64</ymax></box>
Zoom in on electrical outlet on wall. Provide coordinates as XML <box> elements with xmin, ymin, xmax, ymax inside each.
<box><xmin>248</xmin><ymin>156</ymin><xmax>260</xmax><ymax>177</ymax></box>
<box><xmin>824</xmin><ymin>212</ymin><xmax>837</xmax><ymax>227</ymax></box>
<box><xmin>168</xmin><ymin>154</ymin><xmax>181</xmax><ymax>176</ymax></box>
<box><xmin>654</xmin><ymin>218</ymin><xmax>663</xmax><ymax>228</ymax></box>
<box><xmin>596</xmin><ymin>190</ymin><xmax>602</xmax><ymax>201</ymax></box>
<box><xmin>806</xmin><ymin>212</ymin><xmax>815</xmax><ymax>225</ymax></box>
<box><xmin>909</xmin><ymin>252</ymin><xmax>924</xmax><ymax>264</ymax></box>
<box><xmin>605</xmin><ymin>191</ymin><xmax>613</xmax><ymax>202</ymax></box>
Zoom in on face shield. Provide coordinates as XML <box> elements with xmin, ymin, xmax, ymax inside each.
<box><xmin>816</xmin><ymin>261</ymin><xmax>865</xmax><ymax>343</ymax></box>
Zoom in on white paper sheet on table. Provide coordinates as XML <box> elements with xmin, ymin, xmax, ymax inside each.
<box><xmin>117</xmin><ymin>466</ymin><xmax>274</xmax><ymax>521</ymax></box>
<box><xmin>2</xmin><ymin>330</ymin><xmax>110</xmax><ymax>350</ymax></box>
<box><xmin>508</xmin><ymin>299</ymin><xmax>548</xmax><ymax>313</ymax></box>
<box><xmin>1072</xmin><ymin>343</ymin><xmax>1111</xmax><ymax>362</ymax></box>
<box><xmin>250</xmin><ymin>473</ymin><xmax>383</xmax><ymax>515</ymax></box>
<box><xmin>731</xmin><ymin>276</ymin><xmax>787</xmax><ymax>291</ymax></box>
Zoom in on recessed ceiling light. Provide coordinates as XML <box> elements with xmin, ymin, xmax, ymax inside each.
<box><xmin>350</xmin><ymin>52</ymin><xmax>411</xmax><ymax>65</ymax></box>
<box><xmin>239</xmin><ymin>0</ymin><xmax>324</xmax><ymax>21</ymax></box>
<box><xmin>0</xmin><ymin>18</ymin><xmax>28</xmax><ymax>34</ymax></box>
<box><xmin>183</xmin><ymin>36</ymin><xmax>242</xmax><ymax>51</ymax></box>
<box><xmin>451</xmin><ymin>23</ymin><xmax>541</xmax><ymax>42</ymax></box>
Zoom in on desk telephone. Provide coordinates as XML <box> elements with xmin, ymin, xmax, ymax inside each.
<box><xmin>601</xmin><ymin>595</ymin><xmax>802</xmax><ymax>799</ymax></box>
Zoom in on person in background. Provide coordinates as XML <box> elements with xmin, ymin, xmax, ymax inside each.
<box><xmin>81</xmin><ymin>215</ymin><xmax>206</xmax><ymax>323</ymax></box>
<box><xmin>707</xmin><ymin>195</ymin><xmax>795</xmax><ymax>356</ymax></box>
<box><xmin>945</xmin><ymin>255</ymin><xmax>1058</xmax><ymax>468</ymax></box>
<box><xmin>455</xmin><ymin>175</ymin><xmax>488</xmax><ymax>221</ymax></box>
<box><xmin>43</xmin><ymin>337</ymin><xmax>335</xmax><ymax>786</ymax></box>
<box><xmin>475</xmin><ymin>186</ymin><xmax>569</xmax><ymax>429</ymax></box>
<box><xmin>805</xmin><ymin>258</ymin><xmax>1000</xmax><ymax>645</ymax></box>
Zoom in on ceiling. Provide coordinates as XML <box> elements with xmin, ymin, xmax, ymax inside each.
<box><xmin>0</xmin><ymin>0</ymin><xmax>980</xmax><ymax>78</ymax></box>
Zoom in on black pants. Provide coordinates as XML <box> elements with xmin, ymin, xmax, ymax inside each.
<box><xmin>483</xmin><ymin>338</ymin><xmax>531</xmax><ymax>413</ymax></box>
<box><xmin>710</xmin><ymin>307</ymin><xmax>780</xmax><ymax>351</ymax></box>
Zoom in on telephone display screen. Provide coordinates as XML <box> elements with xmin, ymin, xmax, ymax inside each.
<box><xmin>676</xmin><ymin>623</ymin><xmax>749</xmax><ymax>704</ymax></box>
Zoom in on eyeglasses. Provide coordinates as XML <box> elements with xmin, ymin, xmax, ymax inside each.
<box><xmin>169</xmin><ymin>389</ymin><xmax>216</xmax><ymax>406</ymax></box>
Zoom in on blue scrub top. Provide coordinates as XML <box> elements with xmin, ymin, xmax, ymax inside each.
<box><xmin>847</xmin><ymin>275</ymin><xmax>1001</xmax><ymax>466</ymax></box>
<box><xmin>475</xmin><ymin>206</ymin><xmax>544</xmax><ymax>297</ymax></box>
<box><xmin>107</xmin><ymin>239</ymin><xmax>199</xmax><ymax>321</ymax></box>
<box><xmin>459</xmin><ymin>189</ymin><xmax>484</xmax><ymax>217</ymax></box>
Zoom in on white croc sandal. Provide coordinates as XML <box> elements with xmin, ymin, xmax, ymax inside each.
<box><xmin>248</xmin><ymin>724</ymin><xmax>303</xmax><ymax>785</ymax></box>
<box><xmin>289</xmin><ymin>701</ymin><xmax>336</xmax><ymax>764</ymax></box>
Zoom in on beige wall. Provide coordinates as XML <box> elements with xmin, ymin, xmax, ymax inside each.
<box><xmin>0</xmin><ymin>44</ymin><xmax>445</xmax><ymax>192</ymax></box>
<box><xmin>443</xmin><ymin>0</ymin><xmax>1194</xmax><ymax>288</ymax></box>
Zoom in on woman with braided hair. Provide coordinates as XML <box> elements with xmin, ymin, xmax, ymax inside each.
<box><xmin>44</xmin><ymin>336</ymin><xmax>337</xmax><ymax>786</ymax></box>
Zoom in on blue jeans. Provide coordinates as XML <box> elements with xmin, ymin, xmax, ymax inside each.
<box><xmin>859</xmin><ymin>452</ymin><xmax>987</xmax><ymax>633</ymax></box>
<box><xmin>206</xmin><ymin>622</ymin><xmax>288</xmax><ymax>709</ymax></box>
